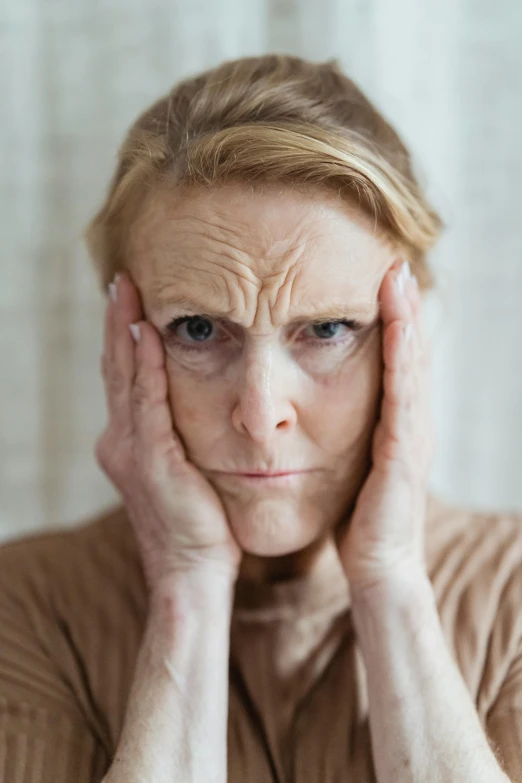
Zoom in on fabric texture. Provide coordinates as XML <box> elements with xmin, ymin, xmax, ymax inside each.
<box><xmin>0</xmin><ymin>492</ymin><xmax>521</xmax><ymax>781</ymax></box>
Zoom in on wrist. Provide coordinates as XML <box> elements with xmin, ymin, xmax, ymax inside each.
<box><xmin>147</xmin><ymin>568</ymin><xmax>236</xmax><ymax>649</ymax></box>
<box><xmin>112</xmin><ymin>566</ymin><xmax>233</xmax><ymax>783</ymax></box>
<box><xmin>350</xmin><ymin>565</ymin><xmax>436</xmax><ymax>634</ymax></box>
<box><xmin>152</xmin><ymin>564</ymin><xmax>237</xmax><ymax>600</ymax></box>
<box><xmin>348</xmin><ymin>555</ymin><xmax>431</xmax><ymax>604</ymax></box>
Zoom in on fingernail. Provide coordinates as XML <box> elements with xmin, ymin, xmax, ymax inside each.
<box><xmin>395</xmin><ymin>266</ymin><xmax>406</xmax><ymax>295</ymax></box>
<box><xmin>396</xmin><ymin>260</ymin><xmax>413</xmax><ymax>296</ymax></box>
<box><xmin>108</xmin><ymin>273</ymin><xmax>121</xmax><ymax>303</ymax></box>
<box><xmin>108</xmin><ymin>282</ymin><xmax>117</xmax><ymax>303</ymax></box>
<box><xmin>404</xmin><ymin>322</ymin><xmax>413</xmax><ymax>342</ymax></box>
<box><xmin>129</xmin><ymin>323</ymin><xmax>141</xmax><ymax>343</ymax></box>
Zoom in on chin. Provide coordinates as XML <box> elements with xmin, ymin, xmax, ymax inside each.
<box><xmin>226</xmin><ymin>498</ymin><xmax>324</xmax><ymax>557</ymax></box>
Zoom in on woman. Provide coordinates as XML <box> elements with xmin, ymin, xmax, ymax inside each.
<box><xmin>0</xmin><ymin>54</ymin><xmax>519</xmax><ymax>782</ymax></box>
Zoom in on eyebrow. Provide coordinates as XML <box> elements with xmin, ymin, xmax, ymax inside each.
<box><xmin>157</xmin><ymin>295</ymin><xmax>376</xmax><ymax>324</ymax></box>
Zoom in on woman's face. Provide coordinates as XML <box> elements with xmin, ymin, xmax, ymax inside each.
<box><xmin>127</xmin><ymin>183</ymin><xmax>396</xmax><ymax>562</ymax></box>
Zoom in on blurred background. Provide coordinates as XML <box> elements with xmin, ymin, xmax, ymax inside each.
<box><xmin>1</xmin><ymin>0</ymin><xmax>522</xmax><ymax>542</ymax></box>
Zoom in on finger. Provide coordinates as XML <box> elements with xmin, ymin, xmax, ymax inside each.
<box><xmin>377</xmin><ymin>261</ymin><xmax>436</xmax><ymax>480</ymax></box>
<box><xmin>379</xmin><ymin>259</ymin><xmax>415</xmax><ymax>328</ymax></box>
<box><xmin>381</xmin><ymin>322</ymin><xmax>434</xmax><ymax>482</ymax></box>
<box><xmin>101</xmin><ymin>281</ymin><xmax>121</xmax><ymax>416</ymax></box>
<box><xmin>110</xmin><ymin>272</ymin><xmax>143</xmax><ymax>425</ymax></box>
<box><xmin>382</xmin><ymin>260</ymin><xmax>428</xmax><ymax>377</ymax></box>
<box><xmin>380</xmin><ymin>319</ymin><xmax>415</xmax><ymax>457</ymax></box>
<box><xmin>130</xmin><ymin>320</ymin><xmax>186</xmax><ymax>474</ymax></box>
<box><xmin>382</xmin><ymin>259</ymin><xmax>427</xmax><ymax>399</ymax></box>
<box><xmin>379</xmin><ymin>265</ymin><xmax>423</xmax><ymax>459</ymax></box>
<box><xmin>102</xmin><ymin>279</ymin><xmax>115</xmax><ymax>375</ymax></box>
<box><xmin>102</xmin><ymin>272</ymin><xmax>143</xmax><ymax>431</ymax></box>
<box><xmin>404</xmin><ymin>269</ymin><xmax>432</xmax><ymax>374</ymax></box>
<box><xmin>403</xmin><ymin>275</ymin><xmax>431</xmax><ymax>416</ymax></box>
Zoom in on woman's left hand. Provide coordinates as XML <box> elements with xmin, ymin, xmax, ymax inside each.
<box><xmin>336</xmin><ymin>259</ymin><xmax>436</xmax><ymax>594</ymax></box>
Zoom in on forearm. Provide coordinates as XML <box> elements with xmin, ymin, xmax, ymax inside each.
<box><xmin>103</xmin><ymin>571</ymin><xmax>235</xmax><ymax>783</ymax></box>
<box><xmin>351</xmin><ymin>568</ymin><xmax>509</xmax><ymax>783</ymax></box>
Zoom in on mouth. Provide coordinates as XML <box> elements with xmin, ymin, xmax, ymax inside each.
<box><xmin>212</xmin><ymin>469</ymin><xmax>315</xmax><ymax>486</ymax></box>
<box><xmin>217</xmin><ymin>468</ymin><xmax>314</xmax><ymax>476</ymax></box>
<box><xmin>237</xmin><ymin>471</ymin><xmax>306</xmax><ymax>477</ymax></box>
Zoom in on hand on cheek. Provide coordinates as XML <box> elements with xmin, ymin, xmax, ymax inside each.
<box><xmin>96</xmin><ymin>272</ymin><xmax>242</xmax><ymax>593</ymax></box>
<box><xmin>337</xmin><ymin>259</ymin><xmax>436</xmax><ymax>594</ymax></box>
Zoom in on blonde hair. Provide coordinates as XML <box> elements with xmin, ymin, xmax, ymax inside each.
<box><xmin>85</xmin><ymin>54</ymin><xmax>442</xmax><ymax>291</ymax></box>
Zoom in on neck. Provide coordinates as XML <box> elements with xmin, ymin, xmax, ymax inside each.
<box><xmin>237</xmin><ymin>529</ymin><xmax>338</xmax><ymax>584</ymax></box>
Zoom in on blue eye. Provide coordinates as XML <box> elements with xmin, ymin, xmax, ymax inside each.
<box><xmin>307</xmin><ymin>319</ymin><xmax>360</xmax><ymax>343</ymax></box>
<box><xmin>165</xmin><ymin>316</ymin><xmax>363</xmax><ymax>353</ymax></box>
<box><xmin>311</xmin><ymin>321</ymin><xmax>349</xmax><ymax>339</ymax></box>
<box><xmin>168</xmin><ymin>316</ymin><xmax>215</xmax><ymax>344</ymax></box>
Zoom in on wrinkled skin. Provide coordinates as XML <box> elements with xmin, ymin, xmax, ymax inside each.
<box><xmin>125</xmin><ymin>183</ymin><xmax>398</xmax><ymax>582</ymax></box>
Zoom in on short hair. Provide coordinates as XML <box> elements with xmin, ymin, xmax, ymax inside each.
<box><xmin>84</xmin><ymin>54</ymin><xmax>442</xmax><ymax>291</ymax></box>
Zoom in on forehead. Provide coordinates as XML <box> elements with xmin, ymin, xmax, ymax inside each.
<box><xmin>126</xmin><ymin>183</ymin><xmax>395</xmax><ymax>319</ymax></box>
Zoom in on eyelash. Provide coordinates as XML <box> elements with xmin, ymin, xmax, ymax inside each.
<box><xmin>166</xmin><ymin>316</ymin><xmax>364</xmax><ymax>353</ymax></box>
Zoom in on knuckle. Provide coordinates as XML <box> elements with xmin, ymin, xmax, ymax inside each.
<box><xmin>134</xmin><ymin>368</ymin><xmax>167</xmax><ymax>407</ymax></box>
<box><xmin>100</xmin><ymin>355</ymin><xmax>128</xmax><ymax>398</ymax></box>
<box><xmin>108</xmin><ymin>369</ymin><xmax>127</xmax><ymax>397</ymax></box>
<box><xmin>131</xmin><ymin>377</ymin><xmax>149</xmax><ymax>410</ymax></box>
<box><xmin>95</xmin><ymin>429</ymin><xmax>131</xmax><ymax>483</ymax></box>
<box><xmin>95</xmin><ymin>432</ymin><xmax>113</xmax><ymax>472</ymax></box>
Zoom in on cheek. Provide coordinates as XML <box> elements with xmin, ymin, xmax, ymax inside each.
<box><xmin>165</xmin><ymin>360</ymin><xmax>228</xmax><ymax>448</ymax></box>
<box><xmin>163</xmin><ymin>331</ymin><xmax>383</xmax><ymax>458</ymax></box>
<box><xmin>310</xmin><ymin>337</ymin><xmax>383</xmax><ymax>448</ymax></box>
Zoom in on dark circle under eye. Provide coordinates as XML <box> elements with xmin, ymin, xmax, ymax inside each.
<box><xmin>185</xmin><ymin>316</ymin><xmax>213</xmax><ymax>342</ymax></box>
<box><xmin>312</xmin><ymin>322</ymin><xmax>343</xmax><ymax>339</ymax></box>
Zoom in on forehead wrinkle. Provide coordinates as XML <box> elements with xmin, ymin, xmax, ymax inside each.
<box><xmin>171</xmin><ymin>195</ymin><xmax>319</xmax><ymax>275</ymax></box>
<box><xmin>162</xmin><ymin>215</ymin><xmax>260</xmax><ymax>280</ymax></box>
<box><xmin>258</xmin><ymin>253</ymin><xmax>300</xmax><ymax>328</ymax></box>
<box><xmin>151</xmin><ymin>211</ymin><xmax>326</xmax><ymax>327</ymax></box>
<box><xmin>168</xmin><ymin>201</ymin><xmax>283</xmax><ymax>263</ymax></box>
<box><xmin>152</xmin><ymin>212</ymin><xmax>306</xmax><ymax>319</ymax></box>
<box><xmin>132</xmin><ymin>185</ymin><xmax>389</xmax><ymax>329</ymax></box>
<box><xmin>151</xmin><ymin>264</ymin><xmax>229</xmax><ymax>310</ymax></box>
<box><xmin>146</xmin><ymin>224</ymin><xmax>260</xmax><ymax>323</ymax></box>
<box><xmin>207</xmin><ymin>190</ymin><xmax>315</xmax><ymax>262</ymax></box>
<box><xmin>155</xmin><ymin>254</ymin><xmax>263</xmax><ymax>326</ymax></box>
<box><xmin>154</xmin><ymin>289</ymin><xmax>376</xmax><ymax>325</ymax></box>
<box><xmin>152</xmin><ymin>234</ymin><xmax>378</xmax><ymax>327</ymax></box>
<box><xmin>135</xmin><ymin>187</ymin><xmax>345</xmax><ymax>287</ymax></box>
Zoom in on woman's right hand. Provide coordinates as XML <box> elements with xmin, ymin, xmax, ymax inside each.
<box><xmin>95</xmin><ymin>271</ymin><xmax>242</xmax><ymax>594</ymax></box>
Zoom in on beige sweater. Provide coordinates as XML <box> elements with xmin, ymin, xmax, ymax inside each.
<box><xmin>0</xmin><ymin>492</ymin><xmax>521</xmax><ymax>782</ymax></box>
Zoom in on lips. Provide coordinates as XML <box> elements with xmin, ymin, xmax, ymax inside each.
<box><xmin>238</xmin><ymin>471</ymin><xmax>302</xmax><ymax>476</ymax></box>
<box><xmin>222</xmin><ymin>469</ymin><xmax>313</xmax><ymax>477</ymax></box>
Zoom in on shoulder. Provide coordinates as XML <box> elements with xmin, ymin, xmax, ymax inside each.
<box><xmin>0</xmin><ymin>506</ymin><xmax>147</xmax><ymax>750</ymax></box>
<box><xmin>0</xmin><ymin>505</ymin><xmax>146</xmax><ymax>622</ymax></box>
<box><xmin>425</xmin><ymin>491</ymin><xmax>522</xmax><ymax>714</ymax></box>
<box><xmin>425</xmin><ymin>491</ymin><xmax>522</xmax><ymax>588</ymax></box>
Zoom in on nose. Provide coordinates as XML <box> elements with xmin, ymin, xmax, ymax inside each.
<box><xmin>231</xmin><ymin>342</ymin><xmax>298</xmax><ymax>443</ymax></box>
